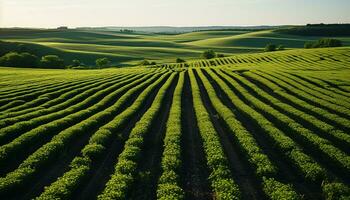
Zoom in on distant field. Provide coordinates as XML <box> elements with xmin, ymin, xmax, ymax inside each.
<box><xmin>1</xmin><ymin>29</ymin><xmax>350</xmax><ymax>66</ymax></box>
<box><xmin>0</xmin><ymin>47</ymin><xmax>349</xmax><ymax>199</ymax></box>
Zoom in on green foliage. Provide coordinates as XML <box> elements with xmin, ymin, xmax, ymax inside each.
<box><xmin>305</xmin><ymin>38</ymin><xmax>342</xmax><ymax>49</ymax></box>
<box><xmin>95</xmin><ymin>57</ymin><xmax>111</xmax><ymax>68</ymax></box>
<box><xmin>202</xmin><ymin>50</ymin><xmax>217</xmax><ymax>59</ymax></box>
<box><xmin>0</xmin><ymin>52</ymin><xmax>38</xmax><ymax>67</ymax></box>
<box><xmin>40</xmin><ymin>55</ymin><xmax>65</xmax><ymax>68</ymax></box>
<box><xmin>264</xmin><ymin>43</ymin><xmax>277</xmax><ymax>52</ymax></box>
<box><xmin>322</xmin><ymin>182</ymin><xmax>350</xmax><ymax>200</ymax></box>
<box><xmin>189</xmin><ymin>69</ymin><xmax>240</xmax><ymax>199</ymax></box>
<box><xmin>98</xmin><ymin>73</ymin><xmax>175</xmax><ymax>200</ymax></box>
<box><xmin>176</xmin><ymin>58</ymin><xmax>186</xmax><ymax>63</ymax></box>
<box><xmin>262</xmin><ymin>177</ymin><xmax>300</xmax><ymax>200</ymax></box>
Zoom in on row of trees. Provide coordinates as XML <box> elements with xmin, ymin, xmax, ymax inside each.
<box><xmin>304</xmin><ymin>38</ymin><xmax>342</xmax><ymax>49</ymax></box>
<box><xmin>0</xmin><ymin>52</ymin><xmax>65</xmax><ymax>68</ymax></box>
<box><xmin>0</xmin><ymin>51</ymin><xmax>114</xmax><ymax>69</ymax></box>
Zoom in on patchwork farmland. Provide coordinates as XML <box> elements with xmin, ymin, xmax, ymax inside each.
<box><xmin>0</xmin><ymin>47</ymin><xmax>349</xmax><ymax>200</ymax></box>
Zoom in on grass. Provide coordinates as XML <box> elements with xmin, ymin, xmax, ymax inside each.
<box><xmin>2</xmin><ymin>29</ymin><xmax>349</xmax><ymax>67</ymax></box>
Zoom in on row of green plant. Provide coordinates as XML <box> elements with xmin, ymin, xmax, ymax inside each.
<box><xmin>97</xmin><ymin>73</ymin><xmax>176</xmax><ymax>199</ymax></box>
<box><xmin>156</xmin><ymin>72</ymin><xmax>185</xmax><ymax>200</ymax></box>
<box><xmin>0</xmin><ymin>75</ymin><xmax>111</xmax><ymax>113</ymax></box>
<box><xmin>203</xmin><ymin>69</ymin><xmax>300</xmax><ymax>199</ymax></box>
<box><xmin>0</xmin><ymin>74</ymin><xmax>124</xmax><ymax>122</ymax></box>
<box><xmin>228</xmin><ymin>70</ymin><xmax>350</xmax><ymax>174</ymax></box>
<box><xmin>276</xmin><ymin>71</ymin><xmax>350</xmax><ymax>108</ymax></box>
<box><xmin>188</xmin><ymin>69</ymin><xmax>240</xmax><ymax>200</ymax></box>
<box><xmin>196</xmin><ymin>69</ymin><xmax>276</xmax><ymax>176</ymax></box>
<box><xmin>218</xmin><ymin>68</ymin><xmax>327</xmax><ymax>180</ymax></box>
<box><xmin>0</xmin><ymin>73</ymin><xmax>149</xmax><ymax>145</ymax></box>
<box><xmin>262</xmin><ymin>70</ymin><xmax>350</xmax><ymax>113</ymax></box>
<box><xmin>0</xmin><ymin>76</ymin><xmax>92</xmax><ymax>108</ymax></box>
<box><xmin>0</xmin><ymin>72</ymin><xmax>168</xmax><ymax>196</ymax></box>
<box><xmin>219</xmin><ymin>69</ymin><xmax>350</xmax><ymax>199</ymax></box>
<box><xmin>232</xmin><ymin>71</ymin><xmax>350</xmax><ymax>151</ymax></box>
<box><xmin>0</xmin><ymin>73</ymin><xmax>161</xmax><ymax>167</ymax></box>
<box><xmin>35</xmin><ymin>73</ymin><xmax>172</xmax><ymax>200</ymax></box>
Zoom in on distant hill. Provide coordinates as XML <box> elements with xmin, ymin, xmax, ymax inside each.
<box><xmin>275</xmin><ymin>24</ymin><xmax>350</xmax><ymax>36</ymax></box>
<box><xmin>77</xmin><ymin>26</ymin><xmax>277</xmax><ymax>33</ymax></box>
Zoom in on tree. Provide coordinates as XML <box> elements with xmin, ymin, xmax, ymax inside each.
<box><xmin>264</xmin><ymin>44</ymin><xmax>277</xmax><ymax>52</ymax></box>
<box><xmin>304</xmin><ymin>42</ymin><xmax>314</xmax><ymax>49</ymax></box>
<box><xmin>96</xmin><ymin>58</ymin><xmax>111</xmax><ymax>68</ymax></box>
<box><xmin>176</xmin><ymin>58</ymin><xmax>186</xmax><ymax>63</ymax></box>
<box><xmin>40</xmin><ymin>55</ymin><xmax>65</xmax><ymax>68</ymax></box>
<box><xmin>20</xmin><ymin>53</ymin><xmax>38</xmax><ymax>66</ymax></box>
<box><xmin>139</xmin><ymin>60</ymin><xmax>151</xmax><ymax>66</ymax></box>
<box><xmin>72</xmin><ymin>59</ymin><xmax>81</xmax><ymax>67</ymax></box>
<box><xmin>202</xmin><ymin>50</ymin><xmax>216</xmax><ymax>59</ymax></box>
<box><xmin>0</xmin><ymin>52</ymin><xmax>38</xmax><ymax>67</ymax></box>
<box><xmin>304</xmin><ymin>38</ymin><xmax>342</xmax><ymax>49</ymax></box>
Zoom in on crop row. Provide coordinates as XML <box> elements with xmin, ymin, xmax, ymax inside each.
<box><xmin>156</xmin><ymin>72</ymin><xmax>185</xmax><ymax>200</ymax></box>
<box><xmin>35</xmin><ymin>72</ymin><xmax>172</xmax><ymax>200</ymax></box>
<box><xmin>97</xmin><ymin>73</ymin><xmax>176</xmax><ymax>199</ymax></box>
<box><xmin>0</xmin><ymin>72</ymin><xmax>153</xmax><ymax>145</ymax></box>
<box><xmin>0</xmin><ymin>72</ymin><xmax>169</xmax><ymax>196</ymax></box>
<box><xmin>188</xmin><ymin>69</ymin><xmax>240</xmax><ymax>200</ymax></box>
<box><xmin>198</xmin><ymin>68</ymin><xmax>299</xmax><ymax>200</ymax></box>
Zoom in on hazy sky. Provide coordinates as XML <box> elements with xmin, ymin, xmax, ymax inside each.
<box><xmin>0</xmin><ymin>0</ymin><xmax>349</xmax><ymax>28</ymax></box>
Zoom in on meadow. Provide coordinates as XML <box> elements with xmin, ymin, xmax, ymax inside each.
<box><xmin>0</xmin><ymin>46</ymin><xmax>349</xmax><ymax>200</ymax></box>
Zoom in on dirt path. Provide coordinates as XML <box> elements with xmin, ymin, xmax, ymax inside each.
<box><xmin>181</xmin><ymin>73</ymin><xmax>212</xmax><ymax>200</ymax></box>
<box><xmin>193</xmin><ymin>70</ymin><xmax>263</xmax><ymax>200</ymax></box>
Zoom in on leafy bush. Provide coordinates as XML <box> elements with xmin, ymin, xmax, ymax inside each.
<box><xmin>40</xmin><ymin>55</ymin><xmax>65</xmax><ymax>68</ymax></box>
<box><xmin>95</xmin><ymin>58</ymin><xmax>111</xmax><ymax>68</ymax></box>
<box><xmin>264</xmin><ymin>44</ymin><xmax>277</xmax><ymax>52</ymax></box>
<box><xmin>0</xmin><ymin>52</ymin><xmax>38</xmax><ymax>67</ymax></box>
<box><xmin>322</xmin><ymin>182</ymin><xmax>350</xmax><ymax>200</ymax></box>
<box><xmin>202</xmin><ymin>50</ymin><xmax>217</xmax><ymax>59</ymax></box>
<box><xmin>304</xmin><ymin>38</ymin><xmax>342</xmax><ymax>49</ymax></box>
<box><xmin>176</xmin><ymin>58</ymin><xmax>186</xmax><ymax>63</ymax></box>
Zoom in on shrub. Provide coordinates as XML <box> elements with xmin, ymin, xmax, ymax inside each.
<box><xmin>304</xmin><ymin>38</ymin><xmax>342</xmax><ymax>49</ymax></box>
<box><xmin>304</xmin><ymin>42</ymin><xmax>314</xmax><ymax>49</ymax></box>
<box><xmin>264</xmin><ymin>44</ymin><xmax>277</xmax><ymax>52</ymax></box>
<box><xmin>40</xmin><ymin>55</ymin><xmax>65</xmax><ymax>68</ymax></box>
<box><xmin>95</xmin><ymin>58</ymin><xmax>111</xmax><ymax>68</ymax></box>
<box><xmin>176</xmin><ymin>58</ymin><xmax>186</xmax><ymax>63</ymax></box>
<box><xmin>139</xmin><ymin>60</ymin><xmax>151</xmax><ymax>66</ymax></box>
<box><xmin>202</xmin><ymin>50</ymin><xmax>216</xmax><ymax>59</ymax></box>
<box><xmin>0</xmin><ymin>52</ymin><xmax>38</xmax><ymax>67</ymax></box>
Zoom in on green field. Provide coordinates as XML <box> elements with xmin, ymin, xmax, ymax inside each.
<box><xmin>0</xmin><ymin>47</ymin><xmax>349</xmax><ymax>200</ymax></box>
<box><xmin>1</xmin><ymin>28</ymin><xmax>350</xmax><ymax>66</ymax></box>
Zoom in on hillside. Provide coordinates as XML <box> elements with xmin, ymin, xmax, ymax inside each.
<box><xmin>0</xmin><ymin>47</ymin><xmax>349</xmax><ymax>199</ymax></box>
<box><xmin>1</xmin><ymin>28</ymin><xmax>350</xmax><ymax>67</ymax></box>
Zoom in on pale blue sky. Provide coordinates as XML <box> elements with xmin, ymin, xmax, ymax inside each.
<box><xmin>0</xmin><ymin>0</ymin><xmax>349</xmax><ymax>27</ymax></box>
